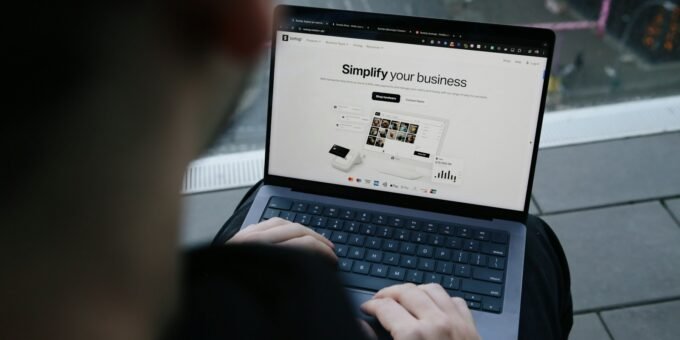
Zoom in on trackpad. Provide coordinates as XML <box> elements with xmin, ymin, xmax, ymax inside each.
<box><xmin>347</xmin><ymin>289</ymin><xmax>391</xmax><ymax>340</ymax></box>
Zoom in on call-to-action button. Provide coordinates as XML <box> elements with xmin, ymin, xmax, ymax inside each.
<box><xmin>372</xmin><ymin>92</ymin><xmax>401</xmax><ymax>103</ymax></box>
<box><xmin>414</xmin><ymin>151</ymin><xmax>430</xmax><ymax>158</ymax></box>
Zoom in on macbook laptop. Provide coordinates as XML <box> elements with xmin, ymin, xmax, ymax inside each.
<box><xmin>240</xmin><ymin>5</ymin><xmax>554</xmax><ymax>339</ymax></box>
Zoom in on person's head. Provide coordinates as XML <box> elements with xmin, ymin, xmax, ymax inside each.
<box><xmin>2</xmin><ymin>2</ymin><xmax>271</xmax><ymax>339</ymax></box>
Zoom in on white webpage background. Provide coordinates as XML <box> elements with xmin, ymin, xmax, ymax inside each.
<box><xmin>269</xmin><ymin>32</ymin><xmax>546</xmax><ymax>211</ymax></box>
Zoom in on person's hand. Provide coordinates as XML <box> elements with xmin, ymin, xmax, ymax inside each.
<box><xmin>228</xmin><ymin>217</ymin><xmax>337</xmax><ymax>262</ymax></box>
<box><xmin>361</xmin><ymin>283</ymin><xmax>481</xmax><ymax>340</ymax></box>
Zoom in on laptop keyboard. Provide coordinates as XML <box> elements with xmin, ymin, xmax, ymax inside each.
<box><xmin>260</xmin><ymin>196</ymin><xmax>509</xmax><ymax>314</ymax></box>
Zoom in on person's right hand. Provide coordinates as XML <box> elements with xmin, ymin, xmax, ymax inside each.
<box><xmin>227</xmin><ymin>217</ymin><xmax>337</xmax><ymax>262</ymax></box>
<box><xmin>361</xmin><ymin>283</ymin><xmax>481</xmax><ymax>340</ymax></box>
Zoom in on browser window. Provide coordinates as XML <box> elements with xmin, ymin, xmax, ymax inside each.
<box><xmin>269</xmin><ymin>26</ymin><xmax>548</xmax><ymax>211</ymax></box>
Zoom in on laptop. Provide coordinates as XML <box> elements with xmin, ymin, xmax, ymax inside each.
<box><xmin>240</xmin><ymin>5</ymin><xmax>554</xmax><ymax>339</ymax></box>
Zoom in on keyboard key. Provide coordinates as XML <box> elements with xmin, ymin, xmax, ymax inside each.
<box><xmin>360</xmin><ymin>224</ymin><xmax>376</xmax><ymax>236</ymax></box>
<box><xmin>406</xmin><ymin>270</ymin><xmax>424</xmax><ymax>283</ymax></box>
<box><xmin>417</xmin><ymin>245</ymin><xmax>433</xmax><ymax>258</ymax></box>
<box><xmin>358</xmin><ymin>212</ymin><xmax>371</xmax><ymax>222</ymax></box>
<box><xmin>323</xmin><ymin>207</ymin><xmax>339</xmax><ymax>217</ymax></box>
<box><xmin>366</xmin><ymin>250</ymin><xmax>383</xmax><ymax>263</ymax></box>
<box><xmin>412</xmin><ymin>232</ymin><xmax>428</xmax><ymax>244</ymax></box>
<box><xmin>435</xmin><ymin>261</ymin><xmax>454</xmax><ymax>275</ymax></box>
<box><xmin>442</xmin><ymin>276</ymin><xmax>461</xmax><ymax>290</ymax></box>
<box><xmin>370</xmin><ymin>264</ymin><xmax>389</xmax><ymax>278</ymax></box>
<box><xmin>372</xmin><ymin>214</ymin><xmax>387</xmax><ymax>225</ymax></box>
<box><xmin>434</xmin><ymin>248</ymin><xmax>451</xmax><ymax>260</ymax></box>
<box><xmin>388</xmin><ymin>216</ymin><xmax>404</xmax><ymax>227</ymax></box>
<box><xmin>317</xmin><ymin>229</ymin><xmax>332</xmax><ymax>240</ymax></box>
<box><xmin>481</xmin><ymin>243</ymin><xmax>507</xmax><ymax>257</ymax></box>
<box><xmin>467</xmin><ymin>301</ymin><xmax>481</xmax><ymax>310</ymax></box>
<box><xmin>492</xmin><ymin>231</ymin><xmax>509</xmax><ymax>244</ymax></box>
<box><xmin>423</xmin><ymin>222</ymin><xmax>438</xmax><ymax>233</ymax></box>
<box><xmin>395</xmin><ymin>230</ymin><xmax>411</xmax><ymax>241</ymax></box>
<box><xmin>405</xmin><ymin>220</ymin><xmax>420</xmax><ymax>230</ymax></box>
<box><xmin>268</xmin><ymin>197</ymin><xmax>293</xmax><ymax>210</ymax></box>
<box><xmin>335</xmin><ymin>245</ymin><xmax>349</xmax><ymax>257</ymax></box>
<box><xmin>439</xmin><ymin>225</ymin><xmax>454</xmax><ymax>235</ymax></box>
<box><xmin>465</xmin><ymin>293</ymin><xmax>482</xmax><ymax>302</ymax></box>
<box><xmin>456</xmin><ymin>226</ymin><xmax>471</xmax><ymax>238</ymax></box>
<box><xmin>482</xmin><ymin>297</ymin><xmax>503</xmax><ymax>313</ymax></box>
<box><xmin>429</xmin><ymin>234</ymin><xmax>445</xmax><ymax>246</ymax></box>
<box><xmin>383</xmin><ymin>253</ymin><xmax>400</xmax><ymax>265</ymax></box>
<box><xmin>377</xmin><ymin>226</ymin><xmax>393</xmax><ymax>238</ymax></box>
<box><xmin>262</xmin><ymin>208</ymin><xmax>280</xmax><ymax>219</ymax></box>
<box><xmin>455</xmin><ymin>264</ymin><xmax>471</xmax><ymax>277</ymax></box>
<box><xmin>348</xmin><ymin>247</ymin><xmax>366</xmax><ymax>260</ymax></box>
<box><xmin>327</xmin><ymin>219</ymin><xmax>343</xmax><ymax>230</ymax></box>
<box><xmin>340</xmin><ymin>209</ymin><xmax>355</xmax><ymax>220</ymax></box>
<box><xmin>340</xmin><ymin>272</ymin><xmax>398</xmax><ymax>291</ymax></box>
<box><xmin>338</xmin><ymin>258</ymin><xmax>353</xmax><ymax>271</ymax></box>
<box><xmin>279</xmin><ymin>211</ymin><xmax>296</xmax><ymax>221</ymax></box>
<box><xmin>331</xmin><ymin>232</ymin><xmax>348</xmax><ymax>244</ymax></box>
<box><xmin>473</xmin><ymin>230</ymin><xmax>491</xmax><ymax>241</ymax></box>
<box><xmin>343</xmin><ymin>221</ymin><xmax>360</xmax><ymax>233</ymax></box>
<box><xmin>462</xmin><ymin>279</ymin><xmax>503</xmax><ymax>297</ymax></box>
<box><xmin>417</xmin><ymin>258</ymin><xmax>435</xmax><ymax>271</ymax></box>
<box><xmin>400</xmin><ymin>256</ymin><xmax>417</xmax><ymax>268</ymax></box>
<box><xmin>488</xmin><ymin>256</ymin><xmax>506</xmax><ymax>270</ymax></box>
<box><xmin>399</xmin><ymin>242</ymin><xmax>416</xmax><ymax>255</ymax></box>
<box><xmin>308</xmin><ymin>204</ymin><xmax>323</xmax><ymax>215</ymax></box>
<box><xmin>463</xmin><ymin>240</ymin><xmax>480</xmax><ymax>252</ymax></box>
<box><xmin>453</xmin><ymin>250</ymin><xmax>469</xmax><ymax>263</ymax></box>
<box><xmin>294</xmin><ymin>214</ymin><xmax>311</xmax><ymax>225</ymax></box>
<box><xmin>446</xmin><ymin>237</ymin><xmax>462</xmax><ymax>249</ymax></box>
<box><xmin>423</xmin><ymin>273</ymin><xmax>441</xmax><ymax>284</ymax></box>
<box><xmin>352</xmin><ymin>261</ymin><xmax>371</xmax><ymax>274</ymax></box>
<box><xmin>470</xmin><ymin>254</ymin><xmax>487</xmax><ymax>266</ymax></box>
<box><xmin>366</xmin><ymin>237</ymin><xmax>382</xmax><ymax>249</ymax></box>
<box><xmin>348</xmin><ymin>235</ymin><xmax>365</xmax><ymax>246</ymax></box>
<box><xmin>388</xmin><ymin>267</ymin><xmax>406</xmax><ymax>281</ymax></box>
<box><xmin>311</xmin><ymin>216</ymin><xmax>327</xmax><ymax>227</ymax></box>
<box><xmin>473</xmin><ymin>267</ymin><xmax>504</xmax><ymax>283</ymax></box>
<box><xmin>292</xmin><ymin>202</ymin><xmax>308</xmax><ymax>212</ymax></box>
<box><xmin>383</xmin><ymin>240</ymin><xmax>400</xmax><ymax>251</ymax></box>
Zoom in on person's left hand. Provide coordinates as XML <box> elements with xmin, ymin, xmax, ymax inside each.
<box><xmin>227</xmin><ymin>217</ymin><xmax>337</xmax><ymax>262</ymax></box>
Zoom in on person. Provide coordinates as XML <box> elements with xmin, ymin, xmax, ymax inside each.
<box><xmin>2</xmin><ymin>2</ymin><xmax>573</xmax><ymax>340</ymax></box>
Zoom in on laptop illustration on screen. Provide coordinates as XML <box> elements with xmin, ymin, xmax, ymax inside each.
<box><xmin>239</xmin><ymin>5</ymin><xmax>555</xmax><ymax>339</ymax></box>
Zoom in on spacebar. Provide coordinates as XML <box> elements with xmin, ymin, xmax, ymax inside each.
<box><xmin>340</xmin><ymin>272</ymin><xmax>402</xmax><ymax>292</ymax></box>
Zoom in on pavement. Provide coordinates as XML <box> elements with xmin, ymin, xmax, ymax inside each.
<box><xmin>181</xmin><ymin>131</ymin><xmax>680</xmax><ymax>340</ymax></box>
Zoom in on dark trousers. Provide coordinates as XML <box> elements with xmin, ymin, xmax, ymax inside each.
<box><xmin>172</xmin><ymin>183</ymin><xmax>573</xmax><ymax>340</ymax></box>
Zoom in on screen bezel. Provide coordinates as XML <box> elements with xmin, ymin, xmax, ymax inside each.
<box><xmin>264</xmin><ymin>5</ymin><xmax>555</xmax><ymax>222</ymax></box>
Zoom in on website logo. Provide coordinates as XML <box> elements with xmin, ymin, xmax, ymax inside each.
<box><xmin>282</xmin><ymin>34</ymin><xmax>289</xmax><ymax>41</ymax></box>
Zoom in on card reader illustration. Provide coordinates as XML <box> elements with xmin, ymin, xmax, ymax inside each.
<box><xmin>329</xmin><ymin>144</ymin><xmax>363</xmax><ymax>172</ymax></box>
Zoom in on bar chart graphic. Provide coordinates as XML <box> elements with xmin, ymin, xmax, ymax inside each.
<box><xmin>431</xmin><ymin>156</ymin><xmax>461</xmax><ymax>185</ymax></box>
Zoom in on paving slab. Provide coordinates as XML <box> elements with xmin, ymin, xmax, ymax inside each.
<box><xmin>180</xmin><ymin>188</ymin><xmax>249</xmax><ymax>247</ymax></box>
<box><xmin>601</xmin><ymin>300</ymin><xmax>680</xmax><ymax>340</ymax></box>
<box><xmin>532</xmin><ymin>133</ymin><xmax>680</xmax><ymax>213</ymax></box>
<box><xmin>664</xmin><ymin>198</ymin><xmax>680</xmax><ymax>225</ymax></box>
<box><xmin>569</xmin><ymin>314</ymin><xmax>610</xmax><ymax>340</ymax></box>
<box><xmin>543</xmin><ymin>202</ymin><xmax>680</xmax><ymax>312</ymax></box>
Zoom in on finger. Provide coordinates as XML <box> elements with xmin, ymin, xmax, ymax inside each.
<box><xmin>258</xmin><ymin>223</ymin><xmax>334</xmax><ymax>248</ymax></box>
<box><xmin>358</xmin><ymin>319</ymin><xmax>378</xmax><ymax>340</ymax></box>
<box><xmin>361</xmin><ymin>298</ymin><xmax>417</xmax><ymax>335</ymax></box>
<box><xmin>451</xmin><ymin>297</ymin><xmax>476</xmax><ymax>325</ymax></box>
<box><xmin>279</xmin><ymin>235</ymin><xmax>337</xmax><ymax>262</ymax></box>
<box><xmin>419</xmin><ymin>283</ymin><xmax>459</xmax><ymax>314</ymax></box>
<box><xmin>243</xmin><ymin>217</ymin><xmax>290</xmax><ymax>232</ymax></box>
<box><xmin>373</xmin><ymin>283</ymin><xmax>443</xmax><ymax>320</ymax></box>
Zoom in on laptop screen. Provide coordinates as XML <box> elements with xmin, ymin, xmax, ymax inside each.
<box><xmin>268</xmin><ymin>9</ymin><xmax>550</xmax><ymax>212</ymax></box>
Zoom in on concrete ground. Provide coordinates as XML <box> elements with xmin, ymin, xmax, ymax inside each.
<box><xmin>181</xmin><ymin>132</ymin><xmax>680</xmax><ymax>340</ymax></box>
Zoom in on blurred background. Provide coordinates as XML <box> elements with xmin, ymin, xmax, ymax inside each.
<box><xmin>181</xmin><ymin>1</ymin><xmax>680</xmax><ymax>339</ymax></box>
